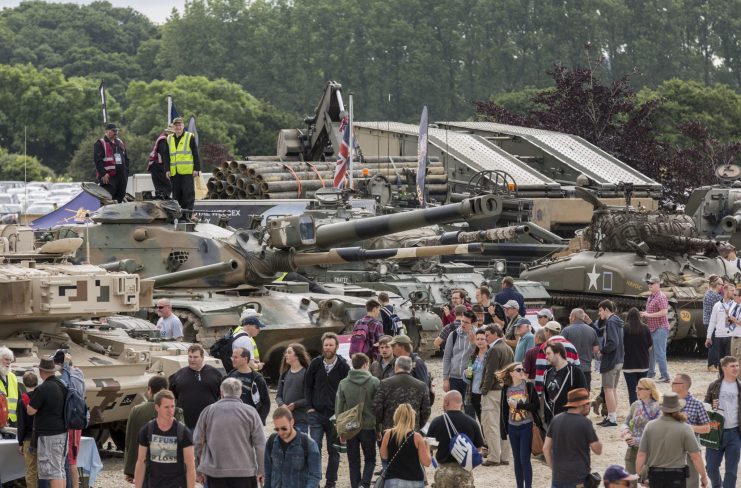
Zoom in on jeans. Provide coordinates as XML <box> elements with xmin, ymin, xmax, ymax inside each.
<box><xmin>583</xmin><ymin>371</ymin><xmax>592</xmax><ymax>391</ymax></box>
<box><xmin>347</xmin><ymin>429</ymin><xmax>376</xmax><ymax>488</ymax></box>
<box><xmin>385</xmin><ymin>480</ymin><xmax>425</xmax><ymax>488</ymax></box>
<box><xmin>714</xmin><ymin>337</ymin><xmax>732</xmax><ymax>363</ymax></box>
<box><xmin>308</xmin><ymin>411</ymin><xmax>340</xmax><ymax>484</ymax></box>
<box><xmin>470</xmin><ymin>392</ymin><xmax>482</xmax><ymax>421</ymax></box>
<box><xmin>705</xmin><ymin>427</ymin><xmax>741</xmax><ymax>488</ymax></box>
<box><xmin>623</xmin><ymin>371</ymin><xmax>648</xmax><ymax>406</ymax></box>
<box><xmin>295</xmin><ymin>422</ymin><xmax>308</xmax><ymax>435</ymax></box>
<box><xmin>707</xmin><ymin>329</ymin><xmax>717</xmax><ymax>366</ymax></box>
<box><xmin>508</xmin><ymin>422</ymin><xmax>533</xmax><ymax>488</ymax></box>
<box><xmin>648</xmin><ymin>327</ymin><xmax>669</xmax><ymax>379</ymax></box>
<box><xmin>449</xmin><ymin>377</ymin><xmax>468</xmax><ymax>398</ymax></box>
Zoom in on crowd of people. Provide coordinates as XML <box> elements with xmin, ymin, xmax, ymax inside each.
<box><xmin>1</xmin><ymin>273</ymin><xmax>741</xmax><ymax>488</ymax></box>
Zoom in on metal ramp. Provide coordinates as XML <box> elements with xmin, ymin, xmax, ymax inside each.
<box><xmin>438</xmin><ymin>121</ymin><xmax>660</xmax><ymax>190</ymax></box>
<box><xmin>354</xmin><ymin>121</ymin><xmax>560</xmax><ymax>190</ymax></box>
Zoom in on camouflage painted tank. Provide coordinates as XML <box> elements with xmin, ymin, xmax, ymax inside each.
<box><xmin>51</xmin><ymin>194</ymin><xmax>491</xmax><ymax>373</ymax></box>
<box><xmin>521</xmin><ymin>188</ymin><xmax>728</xmax><ymax>351</ymax></box>
<box><xmin>0</xmin><ymin>224</ymin><xmax>171</xmax><ymax>447</ymax></box>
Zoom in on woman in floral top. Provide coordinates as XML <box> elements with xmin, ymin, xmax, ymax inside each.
<box><xmin>620</xmin><ymin>378</ymin><xmax>661</xmax><ymax>485</ymax></box>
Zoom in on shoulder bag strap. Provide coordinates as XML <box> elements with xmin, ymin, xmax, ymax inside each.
<box><xmin>381</xmin><ymin>431</ymin><xmax>413</xmax><ymax>477</ymax></box>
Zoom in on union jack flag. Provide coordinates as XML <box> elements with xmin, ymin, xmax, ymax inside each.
<box><xmin>333</xmin><ymin>116</ymin><xmax>350</xmax><ymax>188</ymax></box>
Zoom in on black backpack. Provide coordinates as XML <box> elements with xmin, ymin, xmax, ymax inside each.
<box><xmin>209</xmin><ymin>330</ymin><xmax>248</xmax><ymax>372</ymax></box>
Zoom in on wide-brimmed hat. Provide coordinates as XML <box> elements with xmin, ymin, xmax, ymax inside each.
<box><xmin>563</xmin><ymin>388</ymin><xmax>591</xmax><ymax>407</ymax></box>
<box><xmin>503</xmin><ymin>300</ymin><xmax>519</xmax><ymax>309</ymax></box>
<box><xmin>660</xmin><ymin>392</ymin><xmax>686</xmax><ymax>413</ymax></box>
<box><xmin>603</xmin><ymin>465</ymin><xmax>639</xmax><ymax>482</ymax></box>
<box><xmin>38</xmin><ymin>357</ymin><xmax>60</xmax><ymax>373</ymax></box>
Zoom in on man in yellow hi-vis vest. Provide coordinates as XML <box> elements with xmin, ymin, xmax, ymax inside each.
<box><xmin>165</xmin><ymin>117</ymin><xmax>201</xmax><ymax>213</ymax></box>
<box><xmin>0</xmin><ymin>346</ymin><xmax>19</xmax><ymax>426</ymax></box>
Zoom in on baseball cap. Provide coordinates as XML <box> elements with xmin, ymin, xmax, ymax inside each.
<box><xmin>104</xmin><ymin>122</ymin><xmax>118</xmax><ymax>131</ymax></box>
<box><xmin>536</xmin><ymin>308</ymin><xmax>553</xmax><ymax>319</ymax></box>
<box><xmin>543</xmin><ymin>321</ymin><xmax>561</xmax><ymax>333</ymax></box>
<box><xmin>646</xmin><ymin>276</ymin><xmax>661</xmax><ymax>284</ymax></box>
<box><xmin>172</xmin><ymin>117</ymin><xmax>184</xmax><ymax>124</ymax></box>
<box><xmin>241</xmin><ymin>316</ymin><xmax>265</xmax><ymax>328</ymax></box>
<box><xmin>503</xmin><ymin>300</ymin><xmax>519</xmax><ymax>309</ymax></box>
<box><xmin>389</xmin><ymin>335</ymin><xmax>412</xmax><ymax>345</ymax></box>
<box><xmin>603</xmin><ymin>465</ymin><xmax>639</xmax><ymax>482</ymax></box>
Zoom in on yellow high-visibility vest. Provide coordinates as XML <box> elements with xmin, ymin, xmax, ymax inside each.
<box><xmin>0</xmin><ymin>371</ymin><xmax>19</xmax><ymax>423</ymax></box>
<box><xmin>167</xmin><ymin>132</ymin><xmax>194</xmax><ymax>175</ymax></box>
<box><xmin>232</xmin><ymin>326</ymin><xmax>260</xmax><ymax>363</ymax></box>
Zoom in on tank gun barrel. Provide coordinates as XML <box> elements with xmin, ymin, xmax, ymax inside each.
<box><xmin>417</xmin><ymin>225</ymin><xmax>530</xmax><ymax>246</ymax></box>
<box><xmin>721</xmin><ymin>212</ymin><xmax>741</xmax><ymax>233</ymax></box>
<box><xmin>98</xmin><ymin>259</ymin><xmax>141</xmax><ymax>274</ymax></box>
<box><xmin>149</xmin><ymin>260</ymin><xmax>239</xmax><ymax>287</ymax></box>
<box><xmin>644</xmin><ymin>235</ymin><xmax>719</xmax><ymax>254</ymax></box>
<box><xmin>291</xmin><ymin>243</ymin><xmax>484</xmax><ymax>267</ymax></box>
<box><xmin>314</xmin><ymin>195</ymin><xmax>502</xmax><ymax>249</ymax></box>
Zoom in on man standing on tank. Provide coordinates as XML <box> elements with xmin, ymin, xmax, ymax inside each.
<box><xmin>164</xmin><ymin>117</ymin><xmax>201</xmax><ymax>215</ymax></box>
<box><xmin>93</xmin><ymin>123</ymin><xmax>129</xmax><ymax>202</ymax></box>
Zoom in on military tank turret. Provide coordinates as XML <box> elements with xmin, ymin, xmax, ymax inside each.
<box><xmin>0</xmin><ymin>223</ymin><xmax>175</xmax><ymax>447</ymax></box>
<box><xmin>49</xmin><ymin>193</ymin><xmax>495</xmax><ymax>370</ymax></box>
<box><xmin>521</xmin><ymin>188</ymin><xmax>729</xmax><ymax>351</ymax></box>
<box><xmin>686</xmin><ymin>164</ymin><xmax>741</xmax><ymax>249</ymax></box>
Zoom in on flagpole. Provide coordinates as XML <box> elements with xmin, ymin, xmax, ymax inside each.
<box><xmin>348</xmin><ymin>93</ymin><xmax>354</xmax><ymax>190</ymax></box>
<box><xmin>167</xmin><ymin>95</ymin><xmax>173</xmax><ymax>125</ymax></box>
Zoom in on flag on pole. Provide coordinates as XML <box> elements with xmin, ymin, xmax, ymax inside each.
<box><xmin>416</xmin><ymin>105</ymin><xmax>429</xmax><ymax>207</ymax></box>
<box><xmin>334</xmin><ymin>115</ymin><xmax>350</xmax><ymax>188</ymax></box>
<box><xmin>167</xmin><ymin>95</ymin><xmax>179</xmax><ymax>124</ymax></box>
<box><xmin>347</xmin><ymin>94</ymin><xmax>354</xmax><ymax>189</ymax></box>
<box><xmin>187</xmin><ymin>116</ymin><xmax>199</xmax><ymax>147</ymax></box>
<box><xmin>98</xmin><ymin>82</ymin><xmax>108</xmax><ymax>124</ymax></box>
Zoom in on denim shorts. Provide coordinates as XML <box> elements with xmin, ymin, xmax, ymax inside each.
<box><xmin>385</xmin><ymin>479</ymin><xmax>425</xmax><ymax>488</ymax></box>
<box><xmin>37</xmin><ymin>433</ymin><xmax>67</xmax><ymax>480</ymax></box>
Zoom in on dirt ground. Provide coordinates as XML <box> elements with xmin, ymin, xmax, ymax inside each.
<box><xmin>92</xmin><ymin>355</ymin><xmax>722</xmax><ymax>488</ymax></box>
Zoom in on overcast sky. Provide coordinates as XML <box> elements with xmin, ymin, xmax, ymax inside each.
<box><xmin>0</xmin><ymin>0</ymin><xmax>186</xmax><ymax>23</ymax></box>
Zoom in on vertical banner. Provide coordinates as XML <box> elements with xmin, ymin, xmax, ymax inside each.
<box><xmin>416</xmin><ymin>105</ymin><xmax>429</xmax><ymax>207</ymax></box>
<box><xmin>98</xmin><ymin>82</ymin><xmax>107</xmax><ymax>124</ymax></box>
<box><xmin>348</xmin><ymin>94</ymin><xmax>354</xmax><ymax>189</ymax></box>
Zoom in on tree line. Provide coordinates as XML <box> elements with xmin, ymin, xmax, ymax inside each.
<box><xmin>0</xmin><ymin>0</ymin><xmax>738</xmax><ymax>188</ymax></box>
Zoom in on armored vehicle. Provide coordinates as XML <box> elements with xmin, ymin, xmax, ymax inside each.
<box><xmin>0</xmin><ymin>224</ymin><xmax>176</xmax><ymax>446</ymax></box>
<box><xmin>50</xmin><ymin>193</ymin><xmax>495</xmax><ymax>372</ymax></box>
<box><xmin>520</xmin><ymin>188</ymin><xmax>729</xmax><ymax>351</ymax></box>
<box><xmin>686</xmin><ymin>164</ymin><xmax>741</xmax><ymax>248</ymax></box>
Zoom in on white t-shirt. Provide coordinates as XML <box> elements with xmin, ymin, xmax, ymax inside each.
<box><xmin>157</xmin><ymin>315</ymin><xmax>183</xmax><ymax>339</ymax></box>
<box><xmin>719</xmin><ymin>380</ymin><xmax>739</xmax><ymax>429</ymax></box>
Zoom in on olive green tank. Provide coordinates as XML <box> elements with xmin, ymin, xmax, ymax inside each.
<box><xmin>521</xmin><ymin>188</ymin><xmax>728</xmax><ymax>352</ymax></box>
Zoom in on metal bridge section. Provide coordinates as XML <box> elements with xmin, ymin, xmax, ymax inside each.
<box><xmin>437</xmin><ymin>121</ymin><xmax>661</xmax><ymax>191</ymax></box>
<box><xmin>354</xmin><ymin>121</ymin><xmax>560</xmax><ymax>192</ymax></box>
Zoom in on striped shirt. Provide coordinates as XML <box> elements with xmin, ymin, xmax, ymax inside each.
<box><xmin>645</xmin><ymin>291</ymin><xmax>670</xmax><ymax>332</ymax></box>
<box><xmin>702</xmin><ymin>290</ymin><xmax>722</xmax><ymax>326</ymax></box>
<box><xmin>534</xmin><ymin>336</ymin><xmax>581</xmax><ymax>394</ymax></box>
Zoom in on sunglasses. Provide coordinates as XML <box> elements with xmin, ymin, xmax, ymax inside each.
<box><xmin>156</xmin><ymin>305</ymin><xmax>168</xmax><ymax>309</ymax></box>
<box><xmin>512</xmin><ymin>367</ymin><xmax>525</xmax><ymax>373</ymax></box>
<box><xmin>274</xmin><ymin>426</ymin><xmax>290</xmax><ymax>432</ymax></box>
<box><xmin>636</xmin><ymin>387</ymin><xmax>649</xmax><ymax>391</ymax></box>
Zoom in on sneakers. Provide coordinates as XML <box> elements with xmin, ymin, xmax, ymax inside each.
<box><xmin>707</xmin><ymin>365</ymin><xmax>718</xmax><ymax>373</ymax></box>
<box><xmin>600</xmin><ymin>419</ymin><xmax>618</xmax><ymax>427</ymax></box>
<box><xmin>657</xmin><ymin>377</ymin><xmax>671</xmax><ymax>383</ymax></box>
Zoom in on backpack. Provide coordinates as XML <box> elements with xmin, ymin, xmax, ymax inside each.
<box><xmin>267</xmin><ymin>431</ymin><xmax>309</xmax><ymax>458</ymax></box>
<box><xmin>59</xmin><ymin>366</ymin><xmax>88</xmax><ymax>430</ymax></box>
<box><xmin>335</xmin><ymin>385</ymin><xmax>367</xmax><ymax>441</ymax></box>
<box><xmin>380</xmin><ymin>306</ymin><xmax>405</xmax><ymax>335</ymax></box>
<box><xmin>210</xmin><ymin>329</ymin><xmax>249</xmax><ymax>372</ymax></box>
<box><xmin>350</xmin><ymin>319</ymin><xmax>374</xmax><ymax>355</ymax></box>
<box><xmin>443</xmin><ymin>413</ymin><xmax>482</xmax><ymax>471</ymax></box>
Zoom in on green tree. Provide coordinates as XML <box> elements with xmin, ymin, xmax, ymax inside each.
<box><xmin>638</xmin><ymin>79</ymin><xmax>741</xmax><ymax>145</ymax></box>
<box><xmin>0</xmin><ymin>64</ymin><xmax>121</xmax><ymax>174</ymax></box>
<box><xmin>123</xmin><ymin>76</ymin><xmax>299</xmax><ymax>166</ymax></box>
<box><xmin>0</xmin><ymin>147</ymin><xmax>55</xmax><ymax>180</ymax></box>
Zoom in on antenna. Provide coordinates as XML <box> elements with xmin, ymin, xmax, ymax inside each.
<box><xmin>24</xmin><ymin>126</ymin><xmax>28</xmax><ymax>208</ymax></box>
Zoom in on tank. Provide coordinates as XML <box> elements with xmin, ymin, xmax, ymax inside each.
<box><xmin>49</xmin><ymin>193</ymin><xmax>496</xmax><ymax>372</ymax></box>
<box><xmin>0</xmin><ymin>224</ymin><xmax>176</xmax><ymax>447</ymax></box>
<box><xmin>685</xmin><ymin>164</ymin><xmax>741</xmax><ymax>248</ymax></box>
<box><xmin>520</xmin><ymin>188</ymin><xmax>728</xmax><ymax>352</ymax></box>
